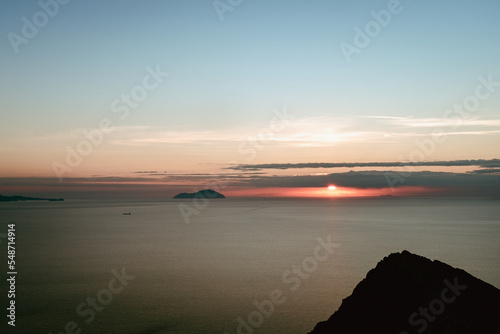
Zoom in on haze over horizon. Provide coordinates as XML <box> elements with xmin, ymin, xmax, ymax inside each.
<box><xmin>1</xmin><ymin>0</ymin><xmax>500</xmax><ymax>198</ymax></box>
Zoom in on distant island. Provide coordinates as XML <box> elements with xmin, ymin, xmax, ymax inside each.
<box><xmin>0</xmin><ymin>195</ymin><xmax>64</xmax><ymax>202</ymax></box>
<box><xmin>173</xmin><ymin>189</ymin><xmax>225</xmax><ymax>199</ymax></box>
<box><xmin>308</xmin><ymin>250</ymin><xmax>500</xmax><ymax>334</ymax></box>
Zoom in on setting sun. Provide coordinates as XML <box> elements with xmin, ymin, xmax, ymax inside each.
<box><xmin>328</xmin><ymin>185</ymin><xmax>337</xmax><ymax>191</ymax></box>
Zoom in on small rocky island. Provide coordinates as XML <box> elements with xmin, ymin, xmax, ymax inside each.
<box><xmin>308</xmin><ymin>250</ymin><xmax>500</xmax><ymax>333</ymax></box>
<box><xmin>0</xmin><ymin>195</ymin><xmax>64</xmax><ymax>202</ymax></box>
<box><xmin>173</xmin><ymin>189</ymin><xmax>225</xmax><ymax>199</ymax></box>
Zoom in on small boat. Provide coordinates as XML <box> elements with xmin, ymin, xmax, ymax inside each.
<box><xmin>123</xmin><ymin>212</ymin><xmax>131</xmax><ymax>215</ymax></box>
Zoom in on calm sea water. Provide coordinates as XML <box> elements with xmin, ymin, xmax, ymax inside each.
<box><xmin>0</xmin><ymin>198</ymin><xmax>499</xmax><ymax>334</ymax></box>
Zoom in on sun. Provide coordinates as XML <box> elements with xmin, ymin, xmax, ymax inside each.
<box><xmin>328</xmin><ymin>185</ymin><xmax>337</xmax><ymax>191</ymax></box>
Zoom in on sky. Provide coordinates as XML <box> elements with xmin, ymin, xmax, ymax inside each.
<box><xmin>1</xmin><ymin>0</ymin><xmax>500</xmax><ymax>198</ymax></box>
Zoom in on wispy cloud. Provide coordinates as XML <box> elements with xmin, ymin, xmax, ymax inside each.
<box><xmin>370</xmin><ymin>116</ymin><xmax>500</xmax><ymax>128</ymax></box>
<box><xmin>37</xmin><ymin>126</ymin><xmax>152</xmax><ymax>141</ymax></box>
<box><xmin>109</xmin><ymin>116</ymin><xmax>359</xmax><ymax>147</ymax></box>
<box><xmin>19</xmin><ymin>115</ymin><xmax>500</xmax><ymax>151</ymax></box>
<box><xmin>110</xmin><ymin>115</ymin><xmax>500</xmax><ymax>147</ymax></box>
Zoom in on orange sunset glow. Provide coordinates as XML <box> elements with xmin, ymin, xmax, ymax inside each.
<box><xmin>222</xmin><ymin>186</ymin><xmax>438</xmax><ymax>198</ymax></box>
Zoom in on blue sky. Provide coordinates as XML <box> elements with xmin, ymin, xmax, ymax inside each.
<box><xmin>1</xmin><ymin>0</ymin><xmax>499</xmax><ymax>197</ymax></box>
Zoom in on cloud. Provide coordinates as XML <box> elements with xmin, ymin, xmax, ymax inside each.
<box><xmin>372</xmin><ymin>116</ymin><xmax>500</xmax><ymax>128</ymax></box>
<box><xmin>21</xmin><ymin>115</ymin><xmax>500</xmax><ymax>151</ymax></box>
<box><xmin>478</xmin><ymin>160</ymin><xmax>500</xmax><ymax>168</ymax></box>
<box><xmin>469</xmin><ymin>169</ymin><xmax>500</xmax><ymax>174</ymax></box>
<box><xmin>228</xmin><ymin>159</ymin><xmax>500</xmax><ymax>171</ymax></box>
<box><xmin>156</xmin><ymin>172</ymin><xmax>263</xmax><ymax>183</ymax></box>
<box><xmin>107</xmin><ymin>116</ymin><xmax>363</xmax><ymax>147</ymax></box>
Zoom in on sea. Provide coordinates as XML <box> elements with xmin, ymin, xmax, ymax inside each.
<box><xmin>0</xmin><ymin>197</ymin><xmax>499</xmax><ymax>334</ymax></box>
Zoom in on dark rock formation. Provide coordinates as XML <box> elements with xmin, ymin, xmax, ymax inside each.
<box><xmin>0</xmin><ymin>195</ymin><xmax>64</xmax><ymax>202</ymax></box>
<box><xmin>173</xmin><ymin>189</ymin><xmax>225</xmax><ymax>199</ymax></box>
<box><xmin>309</xmin><ymin>250</ymin><xmax>500</xmax><ymax>334</ymax></box>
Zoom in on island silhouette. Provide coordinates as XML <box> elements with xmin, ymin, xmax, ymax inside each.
<box><xmin>173</xmin><ymin>189</ymin><xmax>225</xmax><ymax>199</ymax></box>
<box><xmin>0</xmin><ymin>195</ymin><xmax>64</xmax><ymax>202</ymax></box>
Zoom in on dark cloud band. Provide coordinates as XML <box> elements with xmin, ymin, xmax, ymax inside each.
<box><xmin>227</xmin><ymin>159</ymin><xmax>500</xmax><ymax>171</ymax></box>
